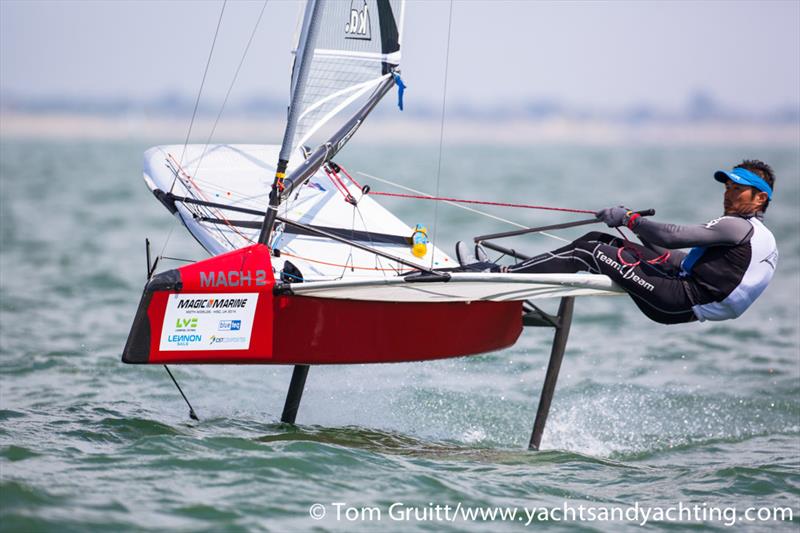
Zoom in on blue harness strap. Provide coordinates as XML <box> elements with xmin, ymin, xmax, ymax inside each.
<box><xmin>680</xmin><ymin>246</ymin><xmax>706</xmax><ymax>276</ymax></box>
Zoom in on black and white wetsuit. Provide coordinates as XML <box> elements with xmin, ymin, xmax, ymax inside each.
<box><xmin>503</xmin><ymin>214</ymin><xmax>777</xmax><ymax>324</ymax></box>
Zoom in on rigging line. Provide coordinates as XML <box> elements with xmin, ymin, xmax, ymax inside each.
<box><xmin>160</xmin><ymin>255</ymin><xmax>197</xmax><ymax>264</ymax></box>
<box><xmin>339</xmin><ymin>247</ymin><xmax>355</xmax><ymax>280</ymax></box>
<box><xmin>186</xmin><ymin>189</ymin><xmax>247</xmax><ymax>250</ymax></box>
<box><xmin>193</xmin><ymin>0</ymin><xmax>269</xmax><ymax>178</ymax></box>
<box><xmin>164</xmin><ymin>168</ymin><xmax>228</xmax><ymax>242</ymax></box>
<box><xmin>185</xmin><ymin>199</ymin><xmax>241</xmax><ymax>251</ymax></box>
<box><xmin>344</xmin><ymin>167</ymin><xmax>591</xmax><ymax>214</ymax></box>
<box><xmin>167</xmin><ymin>153</ymin><xmax>253</xmax><ymax>244</ymax></box>
<box><xmin>344</xmin><ymin>202</ymin><xmax>358</xmax><ymax>277</ymax></box>
<box><xmin>323</xmin><ymin>164</ymin><xmax>387</xmax><ymax>274</ymax></box>
<box><xmin>176</xmin><ymin>0</ymin><xmax>228</xmax><ymax>175</ymax></box>
<box><xmin>171</xmin><ymin>166</ymin><xmax>267</xmax><ymax>200</ymax></box>
<box><xmin>430</xmin><ymin>0</ymin><xmax>454</xmax><ymax>270</ymax></box>
<box><xmin>279</xmin><ymin>249</ymin><xmax>413</xmax><ymax>273</ymax></box>
<box><xmin>333</xmin><ymin>164</ymin><xmax>400</xmax><ymax>274</ymax></box>
<box><xmin>363</xmin><ymin>191</ymin><xmax>595</xmax><ymax>214</ymax></box>
<box><xmin>178</xmin><ymin>179</ymin><xmax>249</xmax><ymax>249</ymax></box>
<box><xmin>333</xmin><ymin>190</ymin><xmax>359</xmax><ymax>280</ymax></box>
<box><xmin>175</xmin><ymin>182</ymin><xmax>243</xmax><ymax>250</ymax></box>
<box><xmin>352</xmin><ymin>197</ymin><xmax>391</xmax><ymax>276</ymax></box>
<box><xmin>277</xmin><ymin>217</ymin><xmax>442</xmax><ymax>275</ymax></box>
<box><xmin>354</xmin><ymin>200</ymin><xmax>389</xmax><ymax>276</ymax></box>
<box><xmin>157</xmin><ymin>225</ymin><xmax>176</xmax><ymax>265</ymax></box>
<box><xmin>356</xmin><ymin>171</ymin><xmax>570</xmax><ymax>243</ymax></box>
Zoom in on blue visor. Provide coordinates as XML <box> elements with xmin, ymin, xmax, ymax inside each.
<box><xmin>714</xmin><ymin>167</ymin><xmax>772</xmax><ymax>200</ymax></box>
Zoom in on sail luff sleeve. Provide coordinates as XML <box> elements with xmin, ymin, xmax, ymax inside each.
<box><xmin>279</xmin><ymin>0</ymin><xmax>324</xmax><ymax>163</ymax></box>
<box><xmin>260</xmin><ymin>0</ymin><xmax>404</xmax><ymax>244</ymax></box>
<box><xmin>289</xmin><ymin>0</ymin><xmax>315</xmax><ymax>99</ymax></box>
<box><xmin>259</xmin><ymin>0</ymin><xmax>324</xmax><ymax>245</ymax></box>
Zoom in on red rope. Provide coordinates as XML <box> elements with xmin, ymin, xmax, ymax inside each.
<box><xmin>337</xmin><ymin>164</ymin><xmax>594</xmax><ymax>214</ymax></box>
<box><xmin>323</xmin><ymin>165</ymin><xmax>351</xmax><ymax>201</ymax></box>
<box><xmin>615</xmin><ymin>227</ymin><xmax>670</xmax><ymax>267</ymax></box>
<box><xmin>364</xmin><ymin>191</ymin><xmax>595</xmax><ymax>214</ymax></box>
<box><xmin>337</xmin><ymin>164</ymin><xmax>362</xmax><ymax>189</ymax></box>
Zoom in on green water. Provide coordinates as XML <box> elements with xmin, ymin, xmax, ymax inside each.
<box><xmin>0</xmin><ymin>140</ymin><xmax>798</xmax><ymax>531</ymax></box>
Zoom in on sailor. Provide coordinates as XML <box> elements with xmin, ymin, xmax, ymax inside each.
<box><xmin>456</xmin><ymin>160</ymin><xmax>778</xmax><ymax>324</ymax></box>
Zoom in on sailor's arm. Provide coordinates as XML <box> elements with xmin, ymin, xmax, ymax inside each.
<box><xmin>630</xmin><ymin>216</ymin><xmax>753</xmax><ymax>249</ymax></box>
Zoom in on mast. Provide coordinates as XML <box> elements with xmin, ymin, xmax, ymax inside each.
<box><xmin>259</xmin><ymin>0</ymin><xmax>324</xmax><ymax>245</ymax></box>
<box><xmin>259</xmin><ymin>0</ymin><xmax>405</xmax><ymax>245</ymax></box>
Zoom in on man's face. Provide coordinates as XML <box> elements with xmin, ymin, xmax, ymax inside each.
<box><xmin>724</xmin><ymin>180</ymin><xmax>768</xmax><ymax>215</ymax></box>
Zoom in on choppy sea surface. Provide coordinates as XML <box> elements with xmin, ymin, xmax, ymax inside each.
<box><xmin>1</xmin><ymin>139</ymin><xmax>798</xmax><ymax>532</ymax></box>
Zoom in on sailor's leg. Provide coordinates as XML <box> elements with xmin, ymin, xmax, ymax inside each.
<box><xmin>495</xmin><ymin>232</ymin><xmax>693</xmax><ymax>323</ymax></box>
<box><xmin>587</xmin><ymin>243</ymin><xmax>696</xmax><ymax>324</ymax></box>
<box><xmin>506</xmin><ymin>232</ymin><xmax>617</xmax><ymax>274</ymax></box>
<box><xmin>580</xmin><ymin>231</ymin><xmax>623</xmax><ymax>246</ymax></box>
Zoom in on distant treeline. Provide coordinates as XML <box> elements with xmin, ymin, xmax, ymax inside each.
<box><xmin>2</xmin><ymin>91</ymin><xmax>798</xmax><ymax>124</ymax></box>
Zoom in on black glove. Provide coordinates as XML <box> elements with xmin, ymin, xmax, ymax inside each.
<box><xmin>596</xmin><ymin>206</ymin><xmax>630</xmax><ymax>228</ymax></box>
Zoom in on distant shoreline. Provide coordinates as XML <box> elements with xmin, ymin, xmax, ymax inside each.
<box><xmin>1</xmin><ymin>112</ymin><xmax>797</xmax><ymax>146</ymax></box>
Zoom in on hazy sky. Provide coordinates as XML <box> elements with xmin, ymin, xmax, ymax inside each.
<box><xmin>1</xmin><ymin>0</ymin><xmax>798</xmax><ymax>113</ymax></box>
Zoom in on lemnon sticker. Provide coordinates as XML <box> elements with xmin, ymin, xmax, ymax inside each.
<box><xmin>159</xmin><ymin>293</ymin><xmax>259</xmax><ymax>351</ymax></box>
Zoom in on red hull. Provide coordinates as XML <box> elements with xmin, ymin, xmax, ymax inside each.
<box><xmin>123</xmin><ymin>244</ymin><xmax>522</xmax><ymax>364</ymax></box>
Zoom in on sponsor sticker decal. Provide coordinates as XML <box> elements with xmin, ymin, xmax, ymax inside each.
<box><xmin>345</xmin><ymin>0</ymin><xmax>371</xmax><ymax>40</ymax></box>
<box><xmin>160</xmin><ymin>293</ymin><xmax>258</xmax><ymax>351</ymax></box>
<box><xmin>704</xmin><ymin>216</ymin><xmax>725</xmax><ymax>228</ymax></box>
<box><xmin>218</xmin><ymin>320</ymin><xmax>241</xmax><ymax>331</ymax></box>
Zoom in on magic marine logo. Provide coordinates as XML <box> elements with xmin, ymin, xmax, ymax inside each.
<box><xmin>177</xmin><ymin>298</ymin><xmax>249</xmax><ymax>310</ymax></box>
<box><xmin>345</xmin><ymin>0</ymin><xmax>371</xmax><ymax>40</ymax></box>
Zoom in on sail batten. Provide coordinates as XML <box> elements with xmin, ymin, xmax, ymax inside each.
<box><xmin>295</xmin><ymin>74</ymin><xmax>388</xmax><ymax>150</ymax></box>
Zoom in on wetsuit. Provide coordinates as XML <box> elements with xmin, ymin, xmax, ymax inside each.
<box><xmin>502</xmin><ymin>214</ymin><xmax>778</xmax><ymax>324</ymax></box>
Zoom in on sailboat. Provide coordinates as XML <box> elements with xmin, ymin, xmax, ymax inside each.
<box><xmin>123</xmin><ymin>0</ymin><xmax>623</xmax><ymax>448</ymax></box>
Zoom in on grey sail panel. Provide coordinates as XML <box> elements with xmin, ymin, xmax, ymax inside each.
<box><xmin>289</xmin><ymin>0</ymin><xmax>404</xmax><ymax>155</ymax></box>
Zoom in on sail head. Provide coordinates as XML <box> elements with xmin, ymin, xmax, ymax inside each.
<box><xmin>288</xmin><ymin>0</ymin><xmax>404</xmax><ymax>156</ymax></box>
